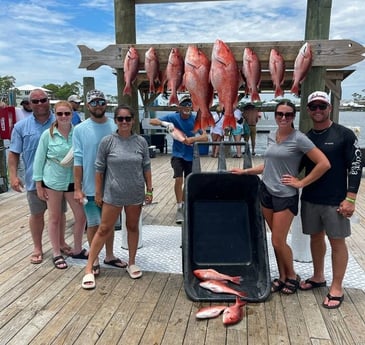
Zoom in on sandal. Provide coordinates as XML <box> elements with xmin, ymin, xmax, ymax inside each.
<box><xmin>299</xmin><ymin>279</ymin><xmax>326</xmax><ymax>291</ymax></box>
<box><xmin>126</xmin><ymin>264</ymin><xmax>143</xmax><ymax>279</ymax></box>
<box><xmin>104</xmin><ymin>258</ymin><xmax>127</xmax><ymax>268</ymax></box>
<box><xmin>82</xmin><ymin>273</ymin><xmax>95</xmax><ymax>290</ymax></box>
<box><xmin>71</xmin><ymin>248</ymin><xmax>89</xmax><ymax>260</ymax></box>
<box><xmin>322</xmin><ymin>293</ymin><xmax>344</xmax><ymax>309</ymax></box>
<box><xmin>92</xmin><ymin>264</ymin><xmax>100</xmax><ymax>276</ymax></box>
<box><xmin>281</xmin><ymin>274</ymin><xmax>300</xmax><ymax>295</ymax></box>
<box><xmin>271</xmin><ymin>278</ymin><xmax>285</xmax><ymax>293</ymax></box>
<box><xmin>30</xmin><ymin>253</ymin><xmax>43</xmax><ymax>264</ymax></box>
<box><xmin>53</xmin><ymin>255</ymin><xmax>68</xmax><ymax>269</ymax></box>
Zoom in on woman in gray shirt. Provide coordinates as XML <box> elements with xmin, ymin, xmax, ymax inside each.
<box><xmin>231</xmin><ymin>100</ymin><xmax>330</xmax><ymax>295</ymax></box>
<box><xmin>82</xmin><ymin>105</ymin><xmax>153</xmax><ymax>289</ymax></box>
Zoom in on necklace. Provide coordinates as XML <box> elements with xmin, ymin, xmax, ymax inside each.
<box><xmin>312</xmin><ymin>122</ymin><xmax>333</xmax><ymax>135</ymax></box>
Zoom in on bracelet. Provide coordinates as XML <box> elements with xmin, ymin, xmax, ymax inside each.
<box><xmin>146</xmin><ymin>191</ymin><xmax>153</xmax><ymax>196</ymax></box>
<box><xmin>345</xmin><ymin>197</ymin><xmax>355</xmax><ymax>204</ymax></box>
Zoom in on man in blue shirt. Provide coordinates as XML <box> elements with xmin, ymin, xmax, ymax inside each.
<box><xmin>150</xmin><ymin>98</ymin><xmax>208</xmax><ymax>224</ymax></box>
<box><xmin>67</xmin><ymin>94</ymin><xmax>82</xmax><ymax>125</ymax></box>
<box><xmin>8</xmin><ymin>89</ymin><xmax>68</xmax><ymax>264</ymax></box>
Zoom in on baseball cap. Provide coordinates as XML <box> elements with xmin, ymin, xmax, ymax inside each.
<box><xmin>67</xmin><ymin>95</ymin><xmax>81</xmax><ymax>103</ymax></box>
<box><xmin>20</xmin><ymin>96</ymin><xmax>29</xmax><ymax>105</ymax></box>
<box><xmin>307</xmin><ymin>91</ymin><xmax>330</xmax><ymax>105</ymax></box>
<box><xmin>179</xmin><ymin>97</ymin><xmax>192</xmax><ymax>107</ymax></box>
<box><xmin>86</xmin><ymin>89</ymin><xmax>106</xmax><ymax>104</ymax></box>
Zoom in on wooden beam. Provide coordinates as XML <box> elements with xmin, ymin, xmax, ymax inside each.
<box><xmin>78</xmin><ymin>39</ymin><xmax>365</xmax><ymax>71</ymax></box>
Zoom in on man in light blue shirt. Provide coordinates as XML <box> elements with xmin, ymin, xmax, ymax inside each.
<box><xmin>73</xmin><ymin>89</ymin><xmax>126</xmax><ymax>274</ymax></box>
<box><xmin>8</xmin><ymin>88</ymin><xmax>68</xmax><ymax>264</ymax></box>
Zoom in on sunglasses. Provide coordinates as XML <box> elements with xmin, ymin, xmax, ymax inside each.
<box><xmin>308</xmin><ymin>103</ymin><xmax>328</xmax><ymax>111</ymax></box>
<box><xmin>116</xmin><ymin>116</ymin><xmax>132</xmax><ymax>123</ymax></box>
<box><xmin>275</xmin><ymin>111</ymin><xmax>295</xmax><ymax>119</ymax></box>
<box><xmin>56</xmin><ymin>111</ymin><xmax>72</xmax><ymax>116</ymax></box>
<box><xmin>89</xmin><ymin>100</ymin><xmax>106</xmax><ymax>107</ymax></box>
<box><xmin>31</xmin><ymin>98</ymin><xmax>48</xmax><ymax>104</ymax></box>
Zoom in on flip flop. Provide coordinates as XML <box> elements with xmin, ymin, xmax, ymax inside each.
<box><xmin>322</xmin><ymin>293</ymin><xmax>344</xmax><ymax>309</ymax></box>
<box><xmin>71</xmin><ymin>248</ymin><xmax>89</xmax><ymax>260</ymax></box>
<box><xmin>126</xmin><ymin>264</ymin><xmax>143</xmax><ymax>279</ymax></box>
<box><xmin>92</xmin><ymin>264</ymin><xmax>100</xmax><ymax>276</ymax></box>
<box><xmin>104</xmin><ymin>258</ymin><xmax>127</xmax><ymax>268</ymax></box>
<box><xmin>271</xmin><ymin>278</ymin><xmax>285</xmax><ymax>293</ymax></box>
<box><xmin>82</xmin><ymin>273</ymin><xmax>96</xmax><ymax>290</ymax></box>
<box><xmin>299</xmin><ymin>279</ymin><xmax>326</xmax><ymax>291</ymax></box>
<box><xmin>30</xmin><ymin>253</ymin><xmax>43</xmax><ymax>264</ymax></box>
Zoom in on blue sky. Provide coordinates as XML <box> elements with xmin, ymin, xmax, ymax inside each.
<box><xmin>1</xmin><ymin>0</ymin><xmax>364</xmax><ymax>101</ymax></box>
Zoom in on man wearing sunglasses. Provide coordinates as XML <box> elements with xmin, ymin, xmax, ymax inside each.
<box><xmin>67</xmin><ymin>94</ymin><xmax>82</xmax><ymax>125</ymax></box>
<box><xmin>8</xmin><ymin>88</ymin><xmax>69</xmax><ymax>264</ymax></box>
<box><xmin>300</xmin><ymin>91</ymin><xmax>362</xmax><ymax>309</ymax></box>
<box><xmin>73</xmin><ymin>89</ymin><xmax>126</xmax><ymax>275</ymax></box>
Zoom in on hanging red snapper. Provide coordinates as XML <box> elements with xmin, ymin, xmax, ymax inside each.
<box><xmin>193</xmin><ymin>269</ymin><xmax>242</xmax><ymax>285</ymax></box>
<box><xmin>290</xmin><ymin>42</ymin><xmax>313</xmax><ymax>96</ymax></box>
<box><xmin>183</xmin><ymin>45</ymin><xmax>214</xmax><ymax>131</ymax></box>
<box><xmin>144</xmin><ymin>47</ymin><xmax>161</xmax><ymax>94</ymax></box>
<box><xmin>123</xmin><ymin>47</ymin><xmax>139</xmax><ymax>96</ymax></box>
<box><xmin>210</xmin><ymin>39</ymin><xmax>239</xmax><ymax>129</ymax></box>
<box><xmin>222</xmin><ymin>297</ymin><xmax>246</xmax><ymax>326</ymax></box>
<box><xmin>199</xmin><ymin>280</ymin><xmax>247</xmax><ymax>298</ymax></box>
<box><xmin>162</xmin><ymin>48</ymin><xmax>184</xmax><ymax>106</ymax></box>
<box><xmin>269</xmin><ymin>48</ymin><xmax>285</xmax><ymax>98</ymax></box>
<box><xmin>242</xmin><ymin>47</ymin><xmax>261</xmax><ymax>102</ymax></box>
<box><xmin>196</xmin><ymin>305</ymin><xmax>227</xmax><ymax>319</ymax></box>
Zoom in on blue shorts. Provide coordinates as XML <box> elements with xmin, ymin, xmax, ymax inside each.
<box><xmin>84</xmin><ymin>196</ymin><xmax>101</xmax><ymax>227</ymax></box>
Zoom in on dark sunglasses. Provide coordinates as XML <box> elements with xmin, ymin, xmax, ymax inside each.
<box><xmin>275</xmin><ymin>111</ymin><xmax>295</xmax><ymax>119</ymax></box>
<box><xmin>116</xmin><ymin>116</ymin><xmax>132</xmax><ymax>123</ymax></box>
<box><xmin>56</xmin><ymin>111</ymin><xmax>72</xmax><ymax>116</ymax></box>
<box><xmin>89</xmin><ymin>100</ymin><xmax>106</xmax><ymax>107</ymax></box>
<box><xmin>31</xmin><ymin>98</ymin><xmax>48</xmax><ymax>104</ymax></box>
<box><xmin>308</xmin><ymin>103</ymin><xmax>328</xmax><ymax>111</ymax></box>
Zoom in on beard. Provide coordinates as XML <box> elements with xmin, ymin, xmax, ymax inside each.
<box><xmin>89</xmin><ymin>108</ymin><xmax>106</xmax><ymax>118</ymax></box>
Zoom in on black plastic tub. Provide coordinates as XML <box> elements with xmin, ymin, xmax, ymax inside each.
<box><xmin>182</xmin><ymin>172</ymin><xmax>270</xmax><ymax>302</ymax></box>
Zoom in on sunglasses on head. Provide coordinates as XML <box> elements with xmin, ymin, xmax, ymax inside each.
<box><xmin>31</xmin><ymin>98</ymin><xmax>48</xmax><ymax>104</ymax></box>
<box><xmin>116</xmin><ymin>116</ymin><xmax>132</xmax><ymax>123</ymax></box>
<box><xmin>308</xmin><ymin>103</ymin><xmax>328</xmax><ymax>111</ymax></box>
<box><xmin>56</xmin><ymin>111</ymin><xmax>72</xmax><ymax>116</ymax></box>
<box><xmin>275</xmin><ymin>111</ymin><xmax>295</xmax><ymax>119</ymax></box>
<box><xmin>89</xmin><ymin>99</ymin><xmax>106</xmax><ymax>107</ymax></box>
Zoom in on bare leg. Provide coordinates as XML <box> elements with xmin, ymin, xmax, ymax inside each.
<box><xmin>174</xmin><ymin>176</ymin><xmax>184</xmax><ymax>204</ymax></box>
<box><xmin>125</xmin><ymin>204</ymin><xmax>142</xmax><ymax>266</ymax></box>
<box><xmin>29</xmin><ymin>212</ymin><xmax>45</xmax><ymax>260</ymax></box>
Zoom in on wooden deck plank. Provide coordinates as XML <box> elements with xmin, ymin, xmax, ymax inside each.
<box><xmin>0</xmin><ymin>154</ymin><xmax>365</xmax><ymax>345</ymax></box>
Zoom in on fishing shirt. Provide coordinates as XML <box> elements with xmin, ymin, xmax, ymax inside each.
<box><xmin>262</xmin><ymin>129</ymin><xmax>315</xmax><ymax>197</ymax></box>
<box><xmin>301</xmin><ymin>122</ymin><xmax>362</xmax><ymax>205</ymax></box>
<box><xmin>95</xmin><ymin>133</ymin><xmax>151</xmax><ymax>206</ymax></box>
<box><xmin>159</xmin><ymin>112</ymin><xmax>197</xmax><ymax>161</ymax></box>
<box><xmin>73</xmin><ymin>117</ymin><xmax>116</xmax><ymax>196</ymax></box>
<box><xmin>9</xmin><ymin>113</ymin><xmax>55</xmax><ymax>191</ymax></box>
<box><xmin>33</xmin><ymin>127</ymin><xmax>74</xmax><ymax>191</ymax></box>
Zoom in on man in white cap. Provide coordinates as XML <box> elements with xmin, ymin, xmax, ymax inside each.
<box><xmin>67</xmin><ymin>94</ymin><xmax>82</xmax><ymax>125</ymax></box>
<box><xmin>299</xmin><ymin>91</ymin><xmax>362</xmax><ymax>309</ymax></box>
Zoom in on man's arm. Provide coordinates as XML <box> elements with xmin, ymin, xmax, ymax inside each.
<box><xmin>8</xmin><ymin>151</ymin><xmax>22</xmax><ymax>191</ymax></box>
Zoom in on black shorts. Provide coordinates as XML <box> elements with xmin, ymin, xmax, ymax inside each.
<box><xmin>171</xmin><ymin>156</ymin><xmax>192</xmax><ymax>178</ymax></box>
<box><xmin>42</xmin><ymin>181</ymin><xmax>75</xmax><ymax>192</ymax></box>
<box><xmin>259</xmin><ymin>182</ymin><xmax>299</xmax><ymax>215</ymax></box>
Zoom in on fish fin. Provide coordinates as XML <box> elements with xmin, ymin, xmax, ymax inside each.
<box><xmin>193</xmin><ymin>113</ymin><xmax>202</xmax><ymax>132</ymax></box>
<box><xmin>290</xmin><ymin>84</ymin><xmax>299</xmax><ymax>96</ymax></box>
<box><xmin>274</xmin><ymin>87</ymin><xmax>284</xmax><ymax>98</ymax></box>
<box><xmin>123</xmin><ymin>84</ymin><xmax>131</xmax><ymax>96</ymax></box>
<box><xmin>250</xmin><ymin>92</ymin><xmax>261</xmax><ymax>102</ymax></box>
<box><xmin>168</xmin><ymin>93</ymin><xmax>179</xmax><ymax>107</ymax></box>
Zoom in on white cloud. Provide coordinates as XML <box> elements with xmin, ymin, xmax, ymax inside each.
<box><xmin>1</xmin><ymin>0</ymin><xmax>364</xmax><ymax>100</ymax></box>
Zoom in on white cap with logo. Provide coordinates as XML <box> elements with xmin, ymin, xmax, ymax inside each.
<box><xmin>307</xmin><ymin>91</ymin><xmax>330</xmax><ymax>105</ymax></box>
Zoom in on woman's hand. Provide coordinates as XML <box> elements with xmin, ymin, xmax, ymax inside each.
<box><xmin>280</xmin><ymin>174</ymin><xmax>302</xmax><ymax>188</ymax></box>
<box><xmin>145</xmin><ymin>192</ymin><xmax>153</xmax><ymax>204</ymax></box>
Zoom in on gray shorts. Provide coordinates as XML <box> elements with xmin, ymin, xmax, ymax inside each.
<box><xmin>27</xmin><ymin>190</ymin><xmax>67</xmax><ymax>215</ymax></box>
<box><xmin>301</xmin><ymin>200</ymin><xmax>351</xmax><ymax>239</ymax></box>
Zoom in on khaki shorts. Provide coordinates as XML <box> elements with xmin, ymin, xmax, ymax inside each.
<box><xmin>27</xmin><ymin>190</ymin><xmax>67</xmax><ymax>215</ymax></box>
<box><xmin>301</xmin><ymin>200</ymin><xmax>351</xmax><ymax>239</ymax></box>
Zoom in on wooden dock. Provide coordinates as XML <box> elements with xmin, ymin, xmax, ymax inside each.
<box><xmin>0</xmin><ymin>154</ymin><xmax>365</xmax><ymax>345</ymax></box>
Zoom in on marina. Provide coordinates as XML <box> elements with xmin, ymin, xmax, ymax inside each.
<box><xmin>0</xmin><ymin>154</ymin><xmax>364</xmax><ymax>344</ymax></box>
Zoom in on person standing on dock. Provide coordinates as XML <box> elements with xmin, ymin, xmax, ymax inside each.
<box><xmin>149</xmin><ymin>97</ymin><xmax>208</xmax><ymax>224</ymax></box>
<box><xmin>73</xmin><ymin>89</ymin><xmax>126</xmax><ymax>276</ymax></box>
<box><xmin>299</xmin><ymin>91</ymin><xmax>362</xmax><ymax>309</ymax></box>
<box><xmin>8</xmin><ymin>89</ymin><xmax>70</xmax><ymax>265</ymax></box>
<box><xmin>67</xmin><ymin>94</ymin><xmax>82</xmax><ymax>125</ymax></box>
<box><xmin>242</xmin><ymin>103</ymin><xmax>260</xmax><ymax>155</ymax></box>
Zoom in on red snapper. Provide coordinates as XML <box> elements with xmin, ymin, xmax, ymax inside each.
<box><xmin>193</xmin><ymin>269</ymin><xmax>242</xmax><ymax>285</ymax></box>
<box><xmin>242</xmin><ymin>47</ymin><xmax>261</xmax><ymax>102</ymax></box>
<box><xmin>290</xmin><ymin>42</ymin><xmax>312</xmax><ymax>96</ymax></box>
<box><xmin>123</xmin><ymin>47</ymin><xmax>139</xmax><ymax>96</ymax></box>
<box><xmin>222</xmin><ymin>297</ymin><xmax>246</xmax><ymax>326</ymax></box>
<box><xmin>269</xmin><ymin>48</ymin><xmax>286</xmax><ymax>98</ymax></box>
<box><xmin>144</xmin><ymin>47</ymin><xmax>161</xmax><ymax>94</ymax></box>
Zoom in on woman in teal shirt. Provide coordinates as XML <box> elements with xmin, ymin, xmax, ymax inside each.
<box><xmin>33</xmin><ymin>101</ymin><xmax>87</xmax><ymax>269</ymax></box>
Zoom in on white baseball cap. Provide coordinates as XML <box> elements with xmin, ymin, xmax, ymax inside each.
<box><xmin>67</xmin><ymin>95</ymin><xmax>81</xmax><ymax>103</ymax></box>
<box><xmin>307</xmin><ymin>91</ymin><xmax>330</xmax><ymax>105</ymax></box>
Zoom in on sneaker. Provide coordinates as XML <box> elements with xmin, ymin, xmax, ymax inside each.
<box><xmin>175</xmin><ymin>207</ymin><xmax>184</xmax><ymax>224</ymax></box>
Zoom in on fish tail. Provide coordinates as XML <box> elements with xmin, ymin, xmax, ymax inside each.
<box><xmin>223</xmin><ymin>115</ymin><xmax>236</xmax><ymax>130</ymax></box>
<box><xmin>201</xmin><ymin>112</ymin><xmax>215</xmax><ymax>131</ymax></box>
<box><xmin>123</xmin><ymin>84</ymin><xmax>131</xmax><ymax>96</ymax></box>
<box><xmin>168</xmin><ymin>92</ymin><xmax>179</xmax><ymax>107</ymax></box>
<box><xmin>290</xmin><ymin>84</ymin><xmax>299</xmax><ymax>96</ymax></box>
<box><xmin>251</xmin><ymin>92</ymin><xmax>261</xmax><ymax>102</ymax></box>
<box><xmin>274</xmin><ymin>86</ymin><xmax>284</xmax><ymax>98</ymax></box>
<box><xmin>230</xmin><ymin>276</ymin><xmax>243</xmax><ymax>285</ymax></box>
